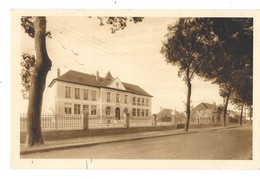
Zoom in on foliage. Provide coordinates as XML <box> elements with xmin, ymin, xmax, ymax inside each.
<box><xmin>161</xmin><ymin>18</ymin><xmax>216</xmax><ymax>131</ymax></box>
<box><xmin>21</xmin><ymin>16</ymin><xmax>52</xmax><ymax>38</ymax></box>
<box><xmin>196</xmin><ymin>18</ymin><xmax>253</xmax><ymax>103</ymax></box>
<box><xmin>20</xmin><ymin>17</ymin><xmax>51</xmax><ymax>99</ymax></box>
<box><xmin>96</xmin><ymin>17</ymin><xmax>143</xmax><ymax>33</ymax></box>
<box><xmin>20</xmin><ymin>53</ymin><xmax>35</xmax><ymax>99</ymax></box>
<box><xmin>161</xmin><ymin>17</ymin><xmax>253</xmax><ymax>128</ymax></box>
<box><xmin>162</xmin><ymin>18</ymin><xmax>205</xmax><ymax>81</ymax></box>
<box><xmin>204</xmin><ymin>18</ymin><xmax>253</xmax><ymax>125</ymax></box>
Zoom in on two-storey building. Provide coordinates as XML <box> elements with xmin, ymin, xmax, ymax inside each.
<box><xmin>190</xmin><ymin>102</ymin><xmax>220</xmax><ymax>124</ymax></box>
<box><xmin>48</xmin><ymin>69</ymin><xmax>152</xmax><ymax>123</ymax></box>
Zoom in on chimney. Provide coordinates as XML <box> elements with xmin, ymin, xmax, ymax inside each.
<box><xmin>57</xmin><ymin>68</ymin><xmax>60</xmax><ymax>77</ymax></box>
<box><xmin>96</xmin><ymin>71</ymin><xmax>99</xmax><ymax>81</ymax></box>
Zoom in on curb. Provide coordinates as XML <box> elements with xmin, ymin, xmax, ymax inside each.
<box><xmin>20</xmin><ymin>130</ymin><xmax>198</xmax><ymax>155</ymax></box>
<box><xmin>20</xmin><ymin>124</ymin><xmax>247</xmax><ymax>155</ymax></box>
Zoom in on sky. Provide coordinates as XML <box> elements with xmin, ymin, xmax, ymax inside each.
<box><xmin>20</xmin><ymin>16</ymin><xmax>225</xmax><ymax>114</ymax></box>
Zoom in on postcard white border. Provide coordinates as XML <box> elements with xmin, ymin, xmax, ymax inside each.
<box><xmin>10</xmin><ymin>9</ymin><xmax>260</xmax><ymax>169</ymax></box>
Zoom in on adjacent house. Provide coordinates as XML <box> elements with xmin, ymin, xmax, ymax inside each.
<box><xmin>155</xmin><ymin>108</ymin><xmax>186</xmax><ymax>125</ymax></box>
<box><xmin>190</xmin><ymin>102</ymin><xmax>221</xmax><ymax>125</ymax></box>
<box><xmin>48</xmin><ymin>69</ymin><xmax>152</xmax><ymax>123</ymax></box>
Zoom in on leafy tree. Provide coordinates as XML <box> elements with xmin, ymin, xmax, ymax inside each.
<box><xmin>230</xmin><ymin>58</ymin><xmax>253</xmax><ymax>125</ymax></box>
<box><xmin>161</xmin><ymin>18</ymin><xmax>252</xmax><ymax>130</ymax></box>
<box><xmin>231</xmin><ymin>92</ymin><xmax>245</xmax><ymax>125</ymax></box>
<box><xmin>21</xmin><ymin>17</ymin><xmax>52</xmax><ymax>147</ymax></box>
<box><xmin>198</xmin><ymin>18</ymin><xmax>253</xmax><ymax>126</ymax></box>
<box><xmin>21</xmin><ymin>16</ymin><xmax>143</xmax><ymax>147</ymax></box>
<box><xmin>161</xmin><ymin>18</ymin><xmax>214</xmax><ymax>131</ymax></box>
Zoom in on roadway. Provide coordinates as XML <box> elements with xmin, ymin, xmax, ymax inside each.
<box><xmin>21</xmin><ymin>126</ymin><xmax>252</xmax><ymax>160</ymax></box>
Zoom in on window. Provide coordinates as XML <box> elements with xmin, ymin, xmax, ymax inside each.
<box><xmin>91</xmin><ymin>105</ymin><xmax>97</xmax><ymax>115</ymax></box>
<box><xmin>74</xmin><ymin>104</ymin><xmax>80</xmax><ymax>114</ymax></box>
<box><xmin>124</xmin><ymin>108</ymin><xmax>128</xmax><ymax>114</ymax></box>
<box><xmin>137</xmin><ymin>109</ymin><xmax>140</xmax><ymax>116</ymax></box>
<box><xmin>133</xmin><ymin>97</ymin><xmax>136</xmax><ymax>105</ymax></box>
<box><xmin>106</xmin><ymin>107</ymin><xmax>111</xmax><ymax>115</ymax></box>
<box><xmin>116</xmin><ymin>94</ymin><xmax>120</xmax><ymax>103</ymax></box>
<box><xmin>64</xmin><ymin>103</ymin><xmax>72</xmax><ymax>114</ymax></box>
<box><xmin>65</xmin><ymin>87</ymin><xmax>71</xmax><ymax>98</ymax></box>
<box><xmin>83</xmin><ymin>89</ymin><xmax>88</xmax><ymax>100</ymax></box>
<box><xmin>83</xmin><ymin>105</ymin><xmax>89</xmax><ymax>113</ymax></box>
<box><xmin>146</xmin><ymin>99</ymin><xmax>149</xmax><ymax>106</ymax></box>
<box><xmin>116</xmin><ymin>82</ymin><xmax>119</xmax><ymax>88</ymax></box>
<box><xmin>146</xmin><ymin>109</ymin><xmax>149</xmax><ymax>117</ymax></box>
<box><xmin>75</xmin><ymin>88</ymin><xmax>80</xmax><ymax>99</ymax></box>
<box><xmin>137</xmin><ymin>98</ymin><xmax>140</xmax><ymax>105</ymax></box>
<box><xmin>91</xmin><ymin>91</ymin><xmax>96</xmax><ymax>101</ymax></box>
<box><xmin>124</xmin><ymin>95</ymin><xmax>128</xmax><ymax>104</ymax></box>
<box><xmin>107</xmin><ymin>92</ymin><xmax>111</xmax><ymax>102</ymax></box>
<box><xmin>142</xmin><ymin>98</ymin><xmax>144</xmax><ymax>106</ymax></box>
<box><xmin>141</xmin><ymin>109</ymin><xmax>144</xmax><ymax>117</ymax></box>
<box><xmin>132</xmin><ymin>108</ymin><xmax>136</xmax><ymax>117</ymax></box>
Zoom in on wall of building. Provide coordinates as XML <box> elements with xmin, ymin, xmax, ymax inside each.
<box><xmin>53</xmin><ymin>81</ymin><xmax>152</xmax><ymax>122</ymax></box>
<box><xmin>191</xmin><ymin>109</ymin><xmax>219</xmax><ymax>124</ymax></box>
<box><xmin>131</xmin><ymin>94</ymin><xmax>151</xmax><ymax>119</ymax></box>
<box><xmin>99</xmin><ymin>87</ymin><xmax>133</xmax><ymax>122</ymax></box>
<box><xmin>55</xmin><ymin>81</ymin><xmax>100</xmax><ymax>118</ymax></box>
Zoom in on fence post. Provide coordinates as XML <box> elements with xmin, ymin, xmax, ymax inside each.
<box><xmin>152</xmin><ymin>114</ymin><xmax>157</xmax><ymax>126</ymax></box>
<box><xmin>55</xmin><ymin>113</ymin><xmax>58</xmax><ymax>129</ymax></box>
<box><xmin>82</xmin><ymin>111</ymin><xmax>89</xmax><ymax>130</ymax></box>
<box><xmin>173</xmin><ymin>116</ymin><xmax>177</xmax><ymax>129</ymax></box>
<box><xmin>126</xmin><ymin>113</ymin><xmax>130</xmax><ymax>128</ymax></box>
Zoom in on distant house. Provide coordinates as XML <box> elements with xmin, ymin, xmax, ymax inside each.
<box><xmin>156</xmin><ymin>108</ymin><xmax>174</xmax><ymax>122</ymax></box>
<box><xmin>48</xmin><ymin>69</ymin><xmax>152</xmax><ymax>123</ymax></box>
<box><xmin>191</xmin><ymin>102</ymin><xmax>221</xmax><ymax>124</ymax></box>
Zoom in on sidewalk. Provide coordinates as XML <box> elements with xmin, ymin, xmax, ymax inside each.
<box><xmin>20</xmin><ymin>124</ymin><xmax>245</xmax><ymax>155</ymax></box>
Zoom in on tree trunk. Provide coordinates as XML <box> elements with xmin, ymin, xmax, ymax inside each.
<box><xmin>185</xmin><ymin>77</ymin><xmax>192</xmax><ymax>132</ymax></box>
<box><xmin>240</xmin><ymin>104</ymin><xmax>244</xmax><ymax>125</ymax></box>
<box><xmin>25</xmin><ymin>17</ymin><xmax>52</xmax><ymax>147</ymax></box>
<box><xmin>223</xmin><ymin>92</ymin><xmax>230</xmax><ymax>127</ymax></box>
<box><xmin>249</xmin><ymin>105</ymin><xmax>252</xmax><ymax>124</ymax></box>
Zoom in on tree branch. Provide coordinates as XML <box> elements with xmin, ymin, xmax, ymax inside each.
<box><xmin>189</xmin><ymin>70</ymin><xmax>195</xmax><ymax>79</ymax></box>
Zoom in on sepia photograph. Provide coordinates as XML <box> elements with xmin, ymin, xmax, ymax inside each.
<box><xmin>10</xmin><ymin>9</ymin><xmax>259</xmax><ymax>169</ymax></box>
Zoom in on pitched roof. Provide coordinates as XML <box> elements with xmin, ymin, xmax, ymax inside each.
<box><xmin>49</xmin><ymin>70</ymin><xmax>153</xmax><ymax>97</ymax></box>
<box><xmin>193</xmin><ymin>102</ymin><xmax>217</xmax><ymax>111</ymax></box>
<box><xmin>122</xmin><ymin>82</ymin><xmax>152</xmax><ymax>97</ymax></box>
<box><xmin>156</xmin><ymin>108</ymin><xmax>173</xmax><ymax>119</ymax></box>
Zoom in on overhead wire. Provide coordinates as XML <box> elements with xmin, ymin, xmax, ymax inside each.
<box><xmin>50</xmin><ymin>20</ymin><xmax>178</xmax><ymax>82</ymax></box>
<box><xmin>54</xmin><ymin>22</ymin><xmax>160</xmax><ymax>73</ymax></box>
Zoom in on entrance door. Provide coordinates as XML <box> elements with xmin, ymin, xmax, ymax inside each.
<box><xmin>115</xmin><ymin>107</ymin><xmax>120</xmax><ymax>120</ymax></box>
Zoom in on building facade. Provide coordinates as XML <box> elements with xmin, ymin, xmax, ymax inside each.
<box><xmin>190</xmin><ymin>102</ymin><xmax>221</xmax><ymax>124</ymax></box>
<box><xmin>48</xmin><ymin>70</ymin><xmax>152</xmax><ymax>122</ymax></box>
